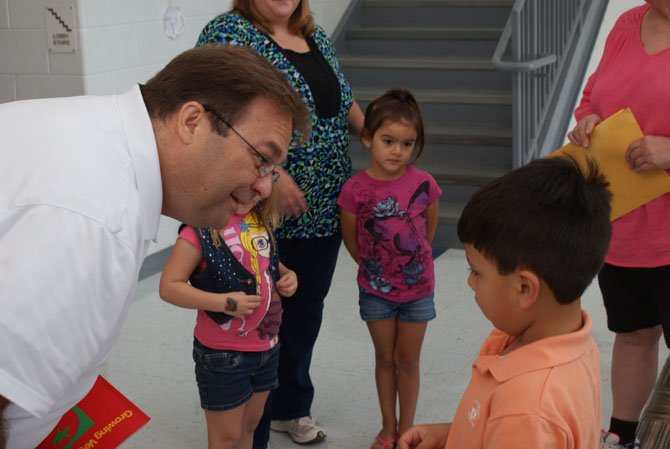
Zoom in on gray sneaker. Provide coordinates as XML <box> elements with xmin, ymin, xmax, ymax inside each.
<box><xmin>271</xmin><ymin>416</ymin><xmax>326</xmax><ymax>444</ymax></box>
<box><xmin>600</xmin><ymin>430</ymin><xmax>641</xmax><ymax>449</ymax></box>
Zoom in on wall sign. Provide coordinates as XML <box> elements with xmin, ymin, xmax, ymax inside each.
<box><xmin>46</xmin><ymin>3</ymin><xmax>77</xmax><ymax>53</ymax></box>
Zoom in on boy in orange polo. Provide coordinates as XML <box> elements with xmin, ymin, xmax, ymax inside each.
<box><xmin>398</xmin><ymin>156</ymin><xmax>611</xmax><ymax>449</ymax></box>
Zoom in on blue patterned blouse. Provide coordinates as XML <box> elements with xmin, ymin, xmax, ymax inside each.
<box><xmin>197</xmin><ymin>13</ymin><xmax>354</xmax><ymax>239</ymax></box>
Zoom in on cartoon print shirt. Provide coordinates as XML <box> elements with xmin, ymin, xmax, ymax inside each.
<box><xmin>338</xmin><ymin>166</ymin><xmax>442</xmax><ymax>302</ymax></box>
<box><xmin>179</xmin><ymin>214</ymin><xmax>282</xmax><ymax>352</ymax></box>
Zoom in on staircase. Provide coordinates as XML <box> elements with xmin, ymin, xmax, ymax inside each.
<box><xmin>335</xmin><ymin>0</ymin><xmax>515</xmax><ymax>249</ymax></box>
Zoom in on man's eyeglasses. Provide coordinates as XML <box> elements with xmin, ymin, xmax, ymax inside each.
<box><xmin>203</xmin><ymin>105</ymin><xmax>280</xmax><ymax>182</ymax></box>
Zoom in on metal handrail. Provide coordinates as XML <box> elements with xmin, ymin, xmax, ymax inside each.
<box><xmin>492</xmin><ymin>1</ymin><xmax>556</xmax><ymax>72</ymax></box>
<box><xmin>492</xmin><ymin>0</ymin><xmax>607</xmax><ymax>167</ymax></box>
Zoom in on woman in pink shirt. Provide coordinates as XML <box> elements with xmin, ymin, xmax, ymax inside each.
<box><xmin>567</xmin><ymin>2</ymin><xmax>670</xmax><ymax>447</ymax></box>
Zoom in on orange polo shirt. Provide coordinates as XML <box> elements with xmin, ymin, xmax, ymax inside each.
<box><xmin>445</xmin><ymin>311</ymin><xmax>600</xmax><ymax>449</ymax></box>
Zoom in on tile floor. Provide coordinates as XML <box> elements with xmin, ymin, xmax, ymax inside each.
<box><xmin>104</xmin><ymin>248</ymin><xmax>668</xmax><ymax>448</ymax></box>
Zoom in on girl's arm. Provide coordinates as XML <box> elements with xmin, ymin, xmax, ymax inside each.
<box><xmin>159</xmin><ymin>239</ymin><xmax>261</xmax><ymax>316</ymax></box>
<box><xmin>340</xmin><ymin>207</ymin><xmax>359</xmax><ymax>262</ymax></box>
<box><xmin>425</xmin><ymin>200</ymin><xmax>439</xmax><ymax>245</ymax></box>
<box><xmin>348</xmin><ymin>101</ymin><xmax>365</xmax><ymax>139</ymax></box>
<box><xmin>276</xmin><ymin>262</ymin><xmax>298</xmax><ymax>297</ymax></box>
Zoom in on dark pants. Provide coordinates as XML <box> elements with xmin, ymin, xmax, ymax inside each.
<box><xmin>253</xmin><ymin>234</ymin><xmax>341</xmax><ymax>449</ymax></box>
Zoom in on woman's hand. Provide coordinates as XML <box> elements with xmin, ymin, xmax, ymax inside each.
<box><xmin>276</xmin><ymin>269</ymin><xmax>298</xmax><ymax>297</ymax></box>
<box><xmin>567</xmin><ymin>113</ymin><xmax>602</xmax><ymax>148</ymax></box>
<box><xmin>625</xmin><ymin>135</ymin><xmax>670</xmax><ymax>172</ymax></box>
<box><xmin>275</xmin><ymin>166</ymin><xmax>308</xmax><ymax>217</ymax></box>
<box><xmin>212</xmin><ymin>291</ymin><xmax>262</xmax><ymax>317</ymax></box>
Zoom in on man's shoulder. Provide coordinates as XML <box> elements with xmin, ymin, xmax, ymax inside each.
<box><xmin>1</xmin><ymin>96</ymin><xmax>138</xmax><ymax>238</ymax></box>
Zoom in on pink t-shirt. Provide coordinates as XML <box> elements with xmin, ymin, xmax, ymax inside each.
<box><xmin>575</xmin><ymin>3</ymin><xmax>670</xmax><ymax>267</ymax></box>
<box><xmin>179</xmin><ymin>214</ymin><xmax>281</xmax><ymax>352</ymax></box>
<box><xmin>337</xmin><ymin>166</ymin><xmax>442</xmax><ymax>302</ymax></box>
<box><xmin>445</xmin><ymin>311</ymin><xmax>601</xmax><ymax>449</ymax></box>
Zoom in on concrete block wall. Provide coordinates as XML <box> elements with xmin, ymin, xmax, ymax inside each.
<box><xmin>0</xmin><ymin>0</ymin><xmax>352</xmax><ymax>254</ymax></box>
<box><xmin>0</xmin><ymin>0</ymin><xmax>353</xmax><ymax>103</ymax></box>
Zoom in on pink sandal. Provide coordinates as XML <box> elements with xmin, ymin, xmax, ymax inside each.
<box><xmin>373</xmin><ymin>431</ymin><xmax>398</xmax><ymax>449</ymax></box>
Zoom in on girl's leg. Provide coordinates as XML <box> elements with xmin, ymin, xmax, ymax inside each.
<box><xmin>367</xmin><ymin>317</ymin><xmax>399</xmax><ymax>446</ymax></box>
<box><xmin>204</xmin><ymin>405</ymin><xmax>246</xmax><ymax>449</ymax></box>
<box><xmin>395</xmin><ymin>321</ymin><xmax>428</xmax><ymax>436</ymax></box>
<box><xmin>239</xmin><ymin>392</ymin><xmax>271</xmax><ymax>449</ymax></box>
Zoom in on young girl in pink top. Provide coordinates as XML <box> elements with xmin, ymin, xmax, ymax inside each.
<box><xmin>337</xmin><ymin>89</ymin><xmax>442</xmax><ymax>449</ymax></box>
<box><xmin>159</xmin><ymin>185</ymin><xmax>297</xmax><ymax>449</ymax></box>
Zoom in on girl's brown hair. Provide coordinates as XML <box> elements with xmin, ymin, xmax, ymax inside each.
<box><xmin>210</xmin><ymin>184</ymin><xmax>281</xmax><ymax>249</ymax></box>
<box><xmin>232</xmin><ymin>0</ymin><xmax>316</xmax><ymax>37</ymax></box>
<box><xmin>363</xmin><ymin>88</ymin><xmax>425</xmax><ymax>163</ymax></box>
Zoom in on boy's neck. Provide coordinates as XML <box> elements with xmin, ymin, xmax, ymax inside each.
<box><xmin>506</xmin><ymin>299</ymin><xmax>583</xmax><ymax>352</ymax></box>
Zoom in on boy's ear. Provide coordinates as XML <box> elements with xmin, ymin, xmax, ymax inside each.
<box><xmin>361</xmin><ymin>129</ymin><xmax>372</xmax><ymax>149</ymax></box>
<box><xmin>516</xmin><ymin>269</ymin><xmax>540</xmax><ymax>310</ymax></box>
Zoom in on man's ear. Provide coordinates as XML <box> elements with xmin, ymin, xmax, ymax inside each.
<box><xmin>175</xmin><ymin>101</ymin><xmax>208</xmax><ymax>144</ymax></box>
<box><xmin>516</xmin><ymin>269</ymin><xmax>540</xmax><ymax>310</ymax></box>
<box><xmin>361</xmin><ymin>129</ymin><xmax>372</xmax><ymax>149</ymax></box>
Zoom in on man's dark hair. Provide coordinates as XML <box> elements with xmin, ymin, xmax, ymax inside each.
<box><xmin>457</xmin><ymin>156</ymin><xmax>612</xmax><ymax>304</ymax></box>
<box><xmin>140</xmin><ymin>44</ymin><xmax>310</xmax><ymax>140</ymax></box>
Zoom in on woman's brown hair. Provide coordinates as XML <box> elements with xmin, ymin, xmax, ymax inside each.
<box><xmin>232</xmin><ymin>0</ymin><xmax>315</xmax><ymax>37</ymax></box>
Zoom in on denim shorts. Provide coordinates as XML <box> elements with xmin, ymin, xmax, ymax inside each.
<box><xmin>359</xmin><ymin>287</ymin><xmax>436</xmax><ymax>323</ymax></box>
<box><xmin>192</xmin><ymin>339</ymin><xmax>280</xmax><ymax>411</ymax></box>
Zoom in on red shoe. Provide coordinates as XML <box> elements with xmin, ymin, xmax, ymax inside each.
<box><xmin>372</xmin><ymin>431</ymin><xmax>398</xmax><ymax>449</ymax></box>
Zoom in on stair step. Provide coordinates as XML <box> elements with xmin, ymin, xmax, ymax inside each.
<box><xmin>364</xmin><ymin>0</ymin><xmax>514</xmax><ymax>6</ymax></box>
<box><xmin>427</xmin><ymin>123</ymin><xmax>512</xmax><ymax>146</ymax></box>
<box><xmin>425</xmin><ymin>161</ymin><xmax>508</xmax><ymax>185</ymax></box>
<box><xmin>355</xmin><ymin>88</ymin><xmax>510</xmax><ymax>105</ymax></box>
<box><xmin>339</xmin><ymin>55</ymin><xmax>494</xmax><ymax>70</ymax></box>
<box><xmin>439</xmin><ymin>202</ymin><xmax>465</xmax><ymax>224</ymax></box>
<box><xmin>360</xmin><ymin>0</ymin><xmax>512</xmax><ymax>28</ymax></box>
<box><xmin>346</xmin><ymin>27</ymin><xmax>503</xmax><ymax>41</ymax></box>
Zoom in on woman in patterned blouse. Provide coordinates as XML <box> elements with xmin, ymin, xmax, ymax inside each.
<box><xmin>197</xmin><ymin>1</ymin><xmax>364</xmax><ymax>448</ymax></box>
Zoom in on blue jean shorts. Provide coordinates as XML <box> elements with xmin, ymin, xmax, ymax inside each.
<box><xmin>359</xmin><ymin>287</ymin><xmax>436</xmax><ymax>323</ymax></box>
<box><xmin>192</xmin><ymin>339</ymin><xmax>280</xmax><ymax>411</ymax></box>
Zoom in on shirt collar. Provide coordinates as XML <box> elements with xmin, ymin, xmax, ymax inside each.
<box><xmin>115</xmin><ymin>85</ymin><xmax>162</xmax><ymax>242</ymax></box>
<box><xmin>474</xmin><ymin>310</ymin><xmax>594</xmax><ymax>382</ymax></box>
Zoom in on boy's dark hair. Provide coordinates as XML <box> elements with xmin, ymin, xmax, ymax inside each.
<box><xmin>457</xmin><ymin>156</ymin><xmax>612</xmax><ymax>304</ymax></box>
<box><xmin>364</xmin><ymin>88</ymin><xmax>425</xmax><ymax>163</ymax></box>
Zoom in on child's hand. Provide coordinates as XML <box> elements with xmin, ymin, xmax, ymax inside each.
<box><xmin>397</xmin><ymin>423</ymin><xmax>451</xmax><ymax>449</ymax></box>
<box><xmin>276</xmin><ymin>269</ymin><xmax>298</xmax><ymax>297</ymax></box>
<box><xmin>213</xmin><ymin>291</ymin><xmax>262</xmax><ymax>317</ymax></box>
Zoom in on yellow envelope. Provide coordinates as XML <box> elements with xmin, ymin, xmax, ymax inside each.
<box><xmin>550</xmin><ymin>108</ymin><xmax>670</xmax><ymax>221</ymax></box>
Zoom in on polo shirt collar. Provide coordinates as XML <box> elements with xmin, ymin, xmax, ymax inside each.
<box><xmin>474</xmin><ymin>310</ymin><xmax>593</xmax><ymax>382</ymax></box>
<box><xmin>115</xmin><ymin>85</ymin><xmax>162</xmax><ymax>242</ymax></box>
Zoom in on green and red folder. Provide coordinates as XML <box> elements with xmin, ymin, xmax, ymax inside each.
<box><xmin>36</xmin><ymin>376</ymin><xmax>150</xmax><ymax>449</ymax></box>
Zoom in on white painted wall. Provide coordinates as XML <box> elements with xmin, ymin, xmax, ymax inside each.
<box><xmin>0</xmin><ymin>0</ymin><xmax>352</xmax><ymax>103</ymax></box>
<box><xmin>0</xmin><ymin>0</ymin><xmax>353</xmax><ymax>254</ymax></box>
